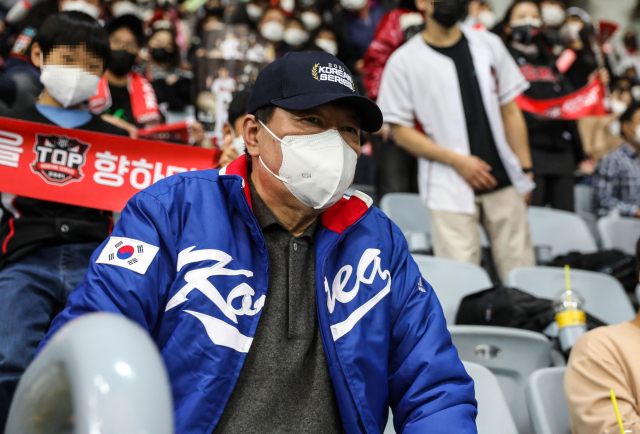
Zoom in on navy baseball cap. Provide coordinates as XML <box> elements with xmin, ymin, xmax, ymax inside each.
<box><xmin>248</xmin><ymin>51</ymin><xmax>383</xmax><ymax>132</ymax></box>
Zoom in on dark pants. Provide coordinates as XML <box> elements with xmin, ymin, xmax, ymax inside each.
<box><xmin>531</xmin><ymin>174</ymin><xmax>575</xmax><ymax>212</ymax></box>
<box><xmin>0</xmin><ymin>242</ymin><xmax>99</xmax><ymax>432</ymax></box>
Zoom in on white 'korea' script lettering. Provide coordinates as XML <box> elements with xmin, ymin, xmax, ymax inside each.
<box><xmin>165</xmin><ymin>246</ymin><xmax>265</xmax><ymax>353</ymax></box>
<box><xmin>325</xmin><ymin>248</ymin><xmax>391</xmax><ymax>341</ymax></box>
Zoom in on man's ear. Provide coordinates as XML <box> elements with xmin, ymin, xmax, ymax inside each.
<box><xmin>243</xmin><ymin>114</ymin><xmax>260</xmax><ymax>158</ymax></box>
<box><xmin>31</xmin><ymin>42</ymin><xmax>42</xmax><ymax>68</ymax></box>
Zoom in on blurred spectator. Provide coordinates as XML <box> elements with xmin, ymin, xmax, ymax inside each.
<box><xmin>500</xmin><ymin>0</ymin><xmax>584</xmax><ymax>211</ymax></box>
<box><xmin>90</xmin><ymin>14</ymin><xmax>161</xmax><ymax>135</ymax></box>
<box><xmin>615</xmin><ymin>29</ymin><xmax>640</xmax><ymax>80</ymax></box>
<box><xmin>539</xmin><ymin>0</ymin><xmax>565</xmax><ymax>54</ymax></box>
<box><xmin>593</xmin><ymin>103</ymin><xmax>640</xmax><ymax>217</ymax></box>
<box><xmin>564</xmin><ymin>236</ymin><xmax>640</xmax><ymax>434</ymax></box>
<box><xmin>333</xmin><ymin>0</ymin><xmax>385</xmax><ymax>73</ymax></box>
<box><xmin>228</xmin><ymin>0</ymin><xmax>269</xmax><ymax>30</ymax></box>
<box><xmin>257</xmin><ymin>7</ymin><xmax>292</xmax><ymax>58</ymax></box>
<box><xmin>378</xmin><ymin>0</ymin><xmax>536</xmax><ymax>280</ymax></box>
<box><xmin>219</xmin><ymin>88</ymin><xmax>251</xmax><ymax>167</ymax></box>
<box><xmin>361</xmin><ymin>0</ymin><xmax>423</xmax><ymax>197</ymax></box>
<box><xmin>300</xmin><ymin>8</ymin><xmax>322</xmax><ymax>32</ymax></box>
<box><xmin>59</xmin><ymin>0</ymin><xmax>102</xmax><ymax>18</ymax></box>
<box><xmin>283</xmin><ymin>17</ymin><xmax>308</xmax><ymax>50</ymax></box>
<box><xmin>463</xmin><ymin>0</ymin><xmax>496</xmax><ymax>30</ymax></box>
<box><xmin>307</xmin><ymin>25</ymin><xmax>339</xmax><ymax>56</ymax></box>
<box><xmin>0</xmin><ymin>2</ymin><xmax>55</xmax><ymax>113</ymax></box>
<box><xmin>578</xmin><ymin>77</ymin><xmax>628</xmax><ymax>166</ymax></box>
<box><xmin>0</xmin><ymin>12</ymin><xmax>127</xmax><ymax>429</ymax></box>
<box><xmin>560</xmin><ymin>7</ymin><xmax>600</xmax><ymax>89</ymax></box>
<box><xmin>145</xmin><ymin>26</ymin><xmax>193</xmax><ymax>112</ymax></box>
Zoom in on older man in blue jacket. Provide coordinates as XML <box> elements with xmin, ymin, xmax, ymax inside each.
<box><xmin>38</xmin><ymin>51</ymin><xmax>477</xmax><ymax>434</ymax></box>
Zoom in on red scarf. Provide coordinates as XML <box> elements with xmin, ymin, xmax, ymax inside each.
<box><xmin>90</xmin><ymin>72</ymin><xmax>161</xmax><ymax>126</ymax></box>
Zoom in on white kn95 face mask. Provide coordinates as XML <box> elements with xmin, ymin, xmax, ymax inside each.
<box><xmin>258</xmin><ymin>120</ymin><xmax>357</xmax><ymax>210</ymax></box>
<box><xmin>39</xmin><ymin>60</ymin><xmax>101</xmax><ymax>108</ymax></box>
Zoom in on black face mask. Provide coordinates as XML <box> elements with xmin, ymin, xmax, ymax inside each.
<box><xmin>511</xmin><ymin>25</ymin><xmax>539</xmax><ymax>46</ymax></box>
<box><xmin>432</xmin><ymin>0</ymin><xmax>468</xmax><ymax>28</ymax></box>
<box><xmin>108</xmin><ymin>49</ymin><xmax>137</xmax><ymax>76</ymax></box>
<box><xmin>151</xmin><ymin>47</ymin><xmax>173</xmax><ymax>63</ymax></box>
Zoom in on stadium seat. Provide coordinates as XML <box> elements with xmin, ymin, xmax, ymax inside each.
<box><xmin>6</xmin><ymin>313</ymin><xmax>173</xmax><ymax>434</ymax></box>
<box><xmin>384</xmin><ymin>362</ymin><xmax>518</xmax><ymax>434</ymax></box>
<box><xmin>528</xmin><ymin>207</ymin><xmax>598</xmax><ymax>259</ymax></box>
<box><xmin>379</xmin><ymin>193</ymin><xmax>431</xmax><ymax>252</ymax></box>
<box><xmin>505</xmin><ymin>266</ymin><xmax>636</xmax><ymax>325</ymax></box>
<box><xmin>413</xmin><ymin>255</ymin><xmax>493</xmax><ymax>324</ymax></box>
<box><xmin>598</xmin><ymin>215</ymin><xmax>640</xmax><ymax>255</ymax></box>
<box><xmin>449</xmin><ymin>325</ymin><xmax>552</xmax><ymax>434</ymax></box>
<box><xmin>526</xmin><ymin>367</ymin><xmax>571</xmax><ymax>434</ymax></box>
<box><xmin>574</xmin><ymin>184</ymin><xmax>593</xmax><ymax>215</ymax></box>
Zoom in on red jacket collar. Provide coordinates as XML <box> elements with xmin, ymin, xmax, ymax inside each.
<box><xmin>219</xmin><ymin>157</ymin><xmax>373</xmax><ymax>234</ymax></box>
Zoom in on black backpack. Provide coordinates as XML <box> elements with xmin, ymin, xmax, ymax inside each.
<box><xmin>455</xmin><ymin>286</ymin><xmax>607</xmax><ymax>333</ymax></box>
<box><xmin>550</xmin><ymin>250</ymin><xmax>637</xmax><ymax>294</ymax></box>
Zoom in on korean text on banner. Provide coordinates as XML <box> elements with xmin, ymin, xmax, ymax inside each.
<box><xmin>0</xmin><ymin>117</ymin><xmax>218</xmax><ymax>212</ymax></box>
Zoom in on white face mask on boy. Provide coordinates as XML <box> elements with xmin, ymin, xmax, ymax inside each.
<box><xmin>258</xmin><ymin>120</ymin><xmax>357</xmax><ymax>210</ymax></box>
<box><xmin>39</xmin><ymin>55</ymin><xmax>101</xmax><ymax>108</ymax></box>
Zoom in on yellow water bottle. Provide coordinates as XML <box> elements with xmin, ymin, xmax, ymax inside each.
<box><xmin>554</xmin><ymin>265</ymin><xmax>587</xmax><ymax>352</ymax></box>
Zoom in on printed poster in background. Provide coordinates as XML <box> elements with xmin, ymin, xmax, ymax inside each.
<box><xmin>0</xmin><ymin>118</ymin><xmax>218</xmax><ymax>212</ymax></box>
<box><xmin>193</xmin><ymin>24</ymin><xmax>273</xmax><ymax>141</ymax></box>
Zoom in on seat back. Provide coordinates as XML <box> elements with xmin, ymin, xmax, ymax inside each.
<box><xmin>526</xmin><ymin>367</ymin><xmax>571</xmax><ymax>434</ymax></box>
<box><xmin>528</xmin><ymin>207</ymin><xmax>598</xmax><ymax>258</ymax></box>
<box><xmin>449</xmin><ymin>325</ymin><xmax>552</xmax><ymax>434</ymax></box>
<box><xmin>383</xmin><ymin>362</ymin><xmax>518</xmax><ymax>434</ymax></box>
<box><xmin>413</xmin><ymin>255</ymin><xmax>493</xmax><ymax>324</ymax></box>
<box><xmin>465</xmin><ymin>361</ymin><xmax>519</xmax><ymax>434</ymax></box>
<box><xmin>380</xmin><ymin>193</ymin><xmax>430</xmax><ymax>233</ymax></box>
<box><xmin>574</xmin><ymin>184</ymin><xmax>593</xmax><ymax>215</ymax></box>
<box><xmin>598</xmin><ymin>215</ymin><xmax>640</xmax><ymax>255</ymax></box>
<box><xmin>6</xmin><ymin>313</ymin><xmax>174</xmax><ymax>434</ymax></box>
<box><xmin>505</xmin><ymin>266</ymin><xmax>636</xmax><ymax>325</ymax></box>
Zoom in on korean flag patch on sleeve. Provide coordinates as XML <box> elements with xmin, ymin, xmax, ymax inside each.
<box><xmin>96</xmin><ymin>236</ymin><xmax>159</xmax><ymax>275</ymax></box>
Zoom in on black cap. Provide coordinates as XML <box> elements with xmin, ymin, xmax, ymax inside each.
<box><xmin>248</xmin><ymin>51</ymin><xmax>383</xmax><ymax>132</ymax></box>
<box><xmin>105</xmin><ymin>14</ymin><xmax>144</xmax><ymax>47</ymax></box>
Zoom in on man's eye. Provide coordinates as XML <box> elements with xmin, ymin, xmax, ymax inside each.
<box><xmin>344</xmin><ymin>126</ymin><xmax>358</xmax><ymax>134</ymax></box>
<box><xmin>63</xmin><ymin>55</ymin><xmax>74</xmax><ymax>62</ymax></box>
<box><xmin>304</xmin><ymin>117</ymin><xmax>320</xmax><ymax>123</ymax></box>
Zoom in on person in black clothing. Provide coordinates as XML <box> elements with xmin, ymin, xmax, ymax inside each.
<box><xmin>500</xmin><ymin>0</ymin><xmax>584</xmax><ymax>211</ymax></box>
<box><xmin>0</xmin><ymin>12</ymin><xmax>127</xmax><ymax>430</ymax></box>
<box><xmin>145</xmin><ymin>25</ymin><xmax>193</xmax><ymax>113</ymax></box>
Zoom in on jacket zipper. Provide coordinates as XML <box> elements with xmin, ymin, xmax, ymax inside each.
<box><xmin>317</xmin><ymin>207</ymin><xmax>374</xmax><ymax>433</ymax></box>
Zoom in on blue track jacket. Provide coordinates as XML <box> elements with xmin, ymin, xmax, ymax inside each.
<box><xmin>39</xmin><ymin>157</ymin><xmax>478</xmax><ymax>434</ymax></box>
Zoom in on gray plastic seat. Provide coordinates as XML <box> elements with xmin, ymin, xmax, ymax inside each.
<box><xmin>527</xmin><ymin>207</ymin><xmax>598</xmax><ymax>258</ymax></box>
<box><xmin>413</xmin><ymin>255</ymin><xmax>493</xmax><ymax>324</ymax></box>
<box><xmin>6</xmin><ymin>313</ymin><xmax>174</xmax><ymax>434</ymax></box>
<box><xmin>505</xmin><ymin>266</ymin><xmax>636</xmax><ymax>325</ymax></box>
<box><xmin>449</xmin><ymin>325</ymin><xmax>552</xmax><ymax>434</ymax></box>
<box><xmin>574</xmin><ymin>184</ymin><xmax>593</xmax><ymax>215</ymax></box>
<box><xmin>380</xmin><ymin>193</ymin><xmax>431</xmax><ymax>252</ymax></box>
<box><xmin>526</xmin><ymin>367</ymin><xmax>570</xmax><ymax>434</ymax></box>
<box><xmin>383</xmin><ymin>362</ymin><xmax>518</xmax><ymax>434</ymax></box>
<box><xmin>598</xmin><ymin>215</ymin><xmax>640</xmax><ymax>255</ymax></box>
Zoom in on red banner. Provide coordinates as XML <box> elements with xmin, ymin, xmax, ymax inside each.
<box><xmin>516</xmin><ymin>78</ymin><xmax>609</xmax><ymax>120</ymax></box>
<box><xmin>0</xmin><ymin>117</ymin><xmax>218</xmax><ymax>212</ymax></box>
<box><xmin>137</xmin><ymin>121</ymin><xmax>192</xmax><ymax>144</ymax></box>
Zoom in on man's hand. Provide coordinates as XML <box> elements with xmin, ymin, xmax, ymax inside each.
<box><xmin>451</xmin><ymin>154</ymin><xmax>497</xmax><ymax>192</ymax></box>
<box><xmin>635</xmin><ymin>209</ymin><xmax>640</xmax><ymax>218</ymax></box>
<box><xmin>524</xmin><ymin>172</ymin><xmax>534</xmax><ymax>206</ymax></box>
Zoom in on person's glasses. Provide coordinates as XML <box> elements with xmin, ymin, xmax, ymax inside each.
<box><xmin>110</xmin><ymin>39</ymin><xmax>138</xmax><ymax>53</ymax></box>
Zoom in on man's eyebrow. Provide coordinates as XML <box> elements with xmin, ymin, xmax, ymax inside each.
<box><xmin>345</xmin><ymin>112</ymin><xmax>361</xmax><ymax>125</ymax></box>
